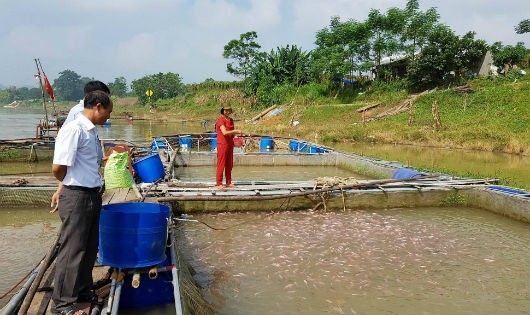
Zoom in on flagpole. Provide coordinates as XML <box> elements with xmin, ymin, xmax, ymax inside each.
<box><xmin>34</xmin><ymin>58</ymin><xmax>49</xmax><ymax>127</ymax></box>
<box><xmin>37</xmin><ymin>58</ymin><xmax>57</xmax><ymax>116</ymax></box>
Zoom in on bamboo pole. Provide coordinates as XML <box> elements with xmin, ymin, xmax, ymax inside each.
<box><xmin>156</xmin><ymin>176</ymin><xmax>439</xmax><ymax>202</ymax></box>
<box><xmin>2</xmin><ymin>262</ymin><xmax>43</xmax><ymax>315</ymax></box>
<box><xmin>249</xmin><ymin>105</ymin><xmax>277</xmax><ymax>122</ymax></box>
<box><xmin>34</xmin><ymin>59</ymin><xmax>49</xmax><ymax>130</ymax></box>
<box><xmin>37</xmin><ymin>59</ymin><xmax>57</xmax><ymax>116</ymax></box>
<box><xmin>17</xmin><ymin>231</ymin><xmax>61</xmax><ymax>315</ymax></box>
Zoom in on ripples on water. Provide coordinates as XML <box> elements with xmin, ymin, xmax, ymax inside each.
<box><xmin>177</xmin><ymin>207</ymin><xmax>529</xmax><ymax>315</ymax></box>
<box><xmin>0</xmin><ymin>208</ymin><xmax>60</xmax><ymax>307</ymax></box>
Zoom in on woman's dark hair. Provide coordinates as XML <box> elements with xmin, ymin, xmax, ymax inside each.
<box><xmin>220</xmin><ymin>107</ymin><xmax>224</xmax><ymax>114</ymax></box>
<box><xmin>84</xmin><ymin>90</ymin><xmax>111</xmax><ymax>109</ymax></box>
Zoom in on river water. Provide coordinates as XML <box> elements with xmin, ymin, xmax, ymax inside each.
<box><xmin>1</xmin><ymin>109</ymin><xmax>529</xmax><ymax>313</ymax></box>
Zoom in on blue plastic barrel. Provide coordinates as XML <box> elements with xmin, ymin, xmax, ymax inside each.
<box><xmin>178</xmin><ymin>136</ymin><xmax>192</xmax><ymax>152</ymax></box>
<box><xmin>99</xmin><ymin>202</ymin><xmax>170</xmax><ymax>268</ymax></box>
<box><xmin>150</xmin><ymin>137</ymin><xmax>167</xmax><ymax>151</ymax></box>
<box><xmin>211</xmin><ymin>133</ymin><xmax>217</xmax><ymax>151</ymax></box>
<box><xmin>289</xmin><ymin>140</ymin><xmax>299</xmax><ymax>152</ymax></box>
<box><xmin>308</xmin><ymin>146</ymin><xmax>321</xmax><ymax>154</ymax></box>
<box><xmin>132</xmin><ymin>153</ymin><xmax>165</xmax><ymax>183</ymax></box>
<box><xmin>260</xmin><ymin>136</ymin><xmax>274</xmax><ymax>152</ymax></box>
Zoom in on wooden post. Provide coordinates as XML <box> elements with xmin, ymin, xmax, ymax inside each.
<box><xmin>28</xmin><ymin>143</ymin><xmax>39</xmax><ymax>162</ymax></box>
<box><xmin>432</xmin><ymin>100</ymin><xmax>442</xmax><ymax>129</ymax></box>
<box><xmin>408</xmin><ymin>100</ymin><xmax>415</xmax><ymax>126</ymax></box>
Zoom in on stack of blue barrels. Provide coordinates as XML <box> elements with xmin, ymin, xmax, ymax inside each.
<box><xmin>288</xmin><ymin>140</ymin><xmax>328</xmax><ymax>154</ymax></box>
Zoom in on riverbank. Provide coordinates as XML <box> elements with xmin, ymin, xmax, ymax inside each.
<box><xmin>127</xmin><ymin>74</ymin><xmax>530</xmax><ymax>156</ymax></box>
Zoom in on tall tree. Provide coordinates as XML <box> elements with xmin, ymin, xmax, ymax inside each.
<box><xmin>312</xmin><ymin>17</ymin><xmax>353</xmax><ymax>88</ymax></box>
<box><xmin>515</xmin><ymin>19</ymin><xmax>530</xmax><ymax>34</ymax></box>
<box><xmin>53</xmin><ymin>69</ymin><xmax>83</xmax><ymax>101</ymax></box>
<box><xmin>402</xmin><ymin>0</ymin><xmax>440</xmax><ymax>59</ymax></box>
<box><xmin>367</xmin><ymin>8</ymin><xmax>406</xmax><ymax>79</ymax></box>
<box><xmin>223</xmin><ymin>31</ymin><xmax>264</xmax><ymax>79</ymax></box>
<box><xmin>108</xmin><ymin>77</ymin><xmax>128</xmax><ymax>97</ymax></box>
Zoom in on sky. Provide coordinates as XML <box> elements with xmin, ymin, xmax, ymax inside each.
<box><xmin>1</xmin><ymin>0</ymin><xmax>529</xmax><ymax>88</ymax></box>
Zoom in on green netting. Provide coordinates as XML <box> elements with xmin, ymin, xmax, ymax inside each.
<box><xmin>0</xmin><ymin>188</ymin><xmax>54</xmax><ymax>207</ymax></box>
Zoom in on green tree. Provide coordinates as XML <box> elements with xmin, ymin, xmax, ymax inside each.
<box><xmin>0</xmin><ymin>89</ymin><xmax>9</xmax><ymax>104</ymax></box>
<box><xmin>407</xmin><ymin>25</ymin><xmax>487</xmax><ymax>89</ymax></box>
<box><xmin>223</xmin><ymin>31</ymin><xmax>265</xmax><ymax>79</ymax></box>
<box><xmin>402</xmin><ymin>0</ymin><xmax>440</xmax><ymax>59</ymax></box>
<box><xmin>490</xmin><ymin>42</ymin><xmax>529</xmax><ymax>69</ymax></box>
<box><xmin>108</xmin><ymin>77</ymin><xmax>128</xmax><ymax>97</ymax></box>
<box><xmin>53</xmin><ymin>69</ymin><xmax>83</xmax><ymax>101</ymax></box>
<box><xmin>367</xmin><ymin>8</ymin><xmax>406</xmax><ymax>79</ymax></box>
<box><xmin>312</xmin><ymin>17</ymin><xmax>357</xmax><ymax>89</ymax></box>
<box><xmin>131</xmin><ymin>72</ymin><xmax>186</xmax><ymax>105</ymax></box>
<box><xmin>515</xmin><ymin>19</ymin><xmax>530</xmax><ymax>34</ymax></box>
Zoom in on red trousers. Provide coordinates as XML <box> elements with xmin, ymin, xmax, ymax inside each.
<box><xmin>216</xmin><ymin>144</ymin><xmax>233</xmax><ymax>186</ymax></box>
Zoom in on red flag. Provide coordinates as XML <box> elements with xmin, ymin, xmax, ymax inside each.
<box><xmin>43</xmin><ymin>72</ymin><xmax>55</xmax><ymax>100</ymax></box>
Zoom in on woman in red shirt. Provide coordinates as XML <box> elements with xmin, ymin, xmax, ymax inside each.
<box><xmin>215</xmin><ymin>105</ymin><xmax>242</xmax><ymax>190</ymax></box>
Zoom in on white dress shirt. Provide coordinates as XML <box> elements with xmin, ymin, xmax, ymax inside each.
<box><xmin>53</xmin><ymin>114</ymin><xmax>103</xmax><ymax>188</ymax></box>
<box><xmin>62</xmin><ymin>100</ymin><xmax>84</xmax><ymax>126</ymax></box>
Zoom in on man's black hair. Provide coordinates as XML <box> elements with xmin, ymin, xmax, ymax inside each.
<box><xmin>84</xmin><ymin>80</ymin><xmax>110</xmax><ymax>94</ymax></box>
<box><xmin>84</xmin><ymin>90</ymin><xmax>111</xmax><ymax>109</ymax></box>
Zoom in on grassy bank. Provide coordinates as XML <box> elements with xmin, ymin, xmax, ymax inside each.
<box><xmin>144</xmin><ymin>74</ymin><xmax>528</xmax><ymax>156</ymax></box>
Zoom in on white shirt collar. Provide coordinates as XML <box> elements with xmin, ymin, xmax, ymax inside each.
<box><xmin>78</xmin><ymin>112</ymin><xmax>96</xmax><ymax>131</ymax></box>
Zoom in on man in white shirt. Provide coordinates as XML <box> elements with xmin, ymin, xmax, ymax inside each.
<box><xmin>51</xmin><ymin>90</ymin><xmax>113</xmax><ymax>315</ymax></box>
<box><xmin>62</xmin><ymin>81</ymin><xmax>111</xmax><ymax>126</ymax></box>
<box><xmin>51</xmin><ymin>81</ymin><xmax>110</xmax><ymax>210</ymax></box>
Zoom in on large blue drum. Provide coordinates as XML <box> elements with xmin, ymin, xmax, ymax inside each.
<box><xmin>260</xmin><ymin>136</ymin><xmax>274</xmax><ymax>152</ymax></box>
<box><xmin>99</xmin><ymin>202</ymin><xmax>170</xmax><ymax>268</ymax></box>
